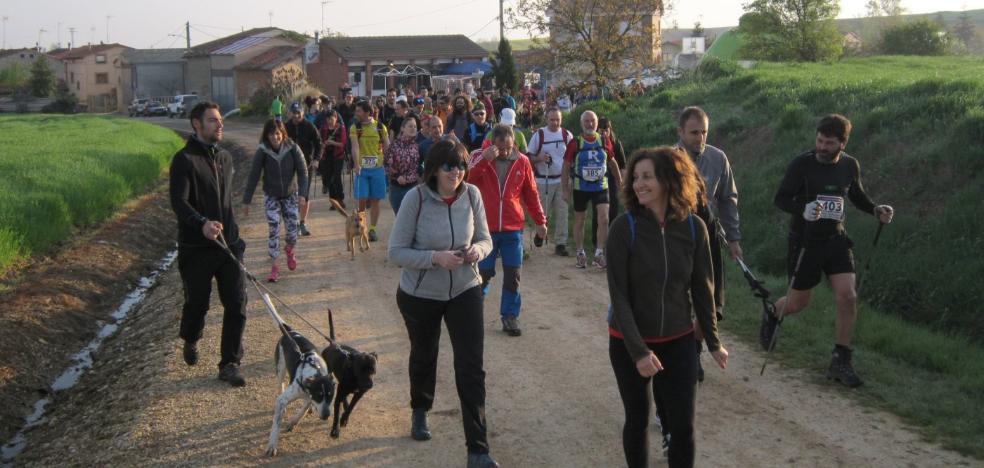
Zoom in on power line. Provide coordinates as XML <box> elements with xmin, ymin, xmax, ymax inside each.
<box><xmin>189</xmin><ymin>25</ymin><xmax>218</xmax><ymax>38</ymax></box>
<box><xmin>149</xmin><ymin>24</ymin><xmax>187</xmax><ymax>49</ymax></box>
<box><xmin>194</xmin><ymin>23</ymin><xmax>240</xmax><ymax>31</ymax></box>
<box><xmin>468</xmin><ymin>16</ymin><xmax>499</xmax><ymax>38</ymax></box>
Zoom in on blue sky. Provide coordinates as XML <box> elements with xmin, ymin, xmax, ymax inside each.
<box><xmin>1</xmin><ymin>0</ymin><xmax>981</xmax><ymax>50</ymax></box>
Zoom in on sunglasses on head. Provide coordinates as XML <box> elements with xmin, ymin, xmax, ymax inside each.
<box><xmin>440</xmin><ymin>162</ymin><xmax>468</xmax><ymax>172</ymax></box>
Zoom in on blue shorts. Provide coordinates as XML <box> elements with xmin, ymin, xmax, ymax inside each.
<box><xmin>355</xmin><ymin>167</ymin><xmax>386</xmax><ymax>200</ymax></box>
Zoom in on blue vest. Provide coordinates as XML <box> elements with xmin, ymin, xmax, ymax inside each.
<box><xmin>573</xmin><ymin>137</ymin><xmax>608</xmax><ymax>192</ymax></box>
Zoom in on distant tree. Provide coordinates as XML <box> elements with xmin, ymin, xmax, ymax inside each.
<box><xmin>738</xmin><ymin>0</ymin><xmax>843</xmax><ymax>62</ymax></box>
<box><xmin>29</xmin><ymin>56</ymin><xmax>55</xmax><ymax>98</ymax></box>
<box><xmin>0</xmin><ymin>62</ymin><xmax>30</xmax><ymax>90</ymax></box>
<box><xmin>692</xmin><ymin>21</ymin><xmax>705</xmax><ymax>37</ymax></box>
<box><xmin>879</xmin><ymin>19</ymin><xmax>951</xmax><ymax>55</ymax></box>
<box><xmin>42</xmin><ymin>79</ymin><xmax>78</xmax><ymax>113</ymax></box>
<box><xmin>489</xmin><ymin>37</ymin><xmax>519</xmax><ymax>93</ymax></box>
<box><xmin>950</xmin><ymin>11</ymin><xmax>982</xmax><ymax>53</ymax></box>
<box><xmin>509</xmin><ymin>0</ymin><xmax>665</xmax><ymax>92</ymax></box>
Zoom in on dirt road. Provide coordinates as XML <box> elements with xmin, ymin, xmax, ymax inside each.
<box><xmin>10</xmin><ymin>118</ymin><xmax>978</xmax><ymax>467</ymax></box>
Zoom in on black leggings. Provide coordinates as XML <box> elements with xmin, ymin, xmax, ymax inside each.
<box><xmin>320</xmin><ymin>156</ymin><xmax>345</xmax><ymax>201</ymax></box>
<box><xmin>610</xmin><ymin>334</ymin><xmax>698</xmax><ymax>468</ymax></box>
<box><xmin>396</xmin><ymin>285</ymin><xmax>489</xmax><ymax>454</ymax></box>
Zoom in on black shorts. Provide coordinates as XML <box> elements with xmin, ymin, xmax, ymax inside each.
<box><xmin>573</xmin><ymin>189</ymin><xmax>609</xmax><ymax>212</ymax></box>
<box><xmin>788</xmin><ymin>234</ymin><xmax>855</xmax><ymax>291</ymax></box>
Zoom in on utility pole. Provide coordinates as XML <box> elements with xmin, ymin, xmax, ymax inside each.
<box><xmin>268</xmin><ymin>11</ymin><xmax>274</xmax><ymax>27</ymax></box>
<box><xmin>68</xmin><ymin>27</ymin><xmax>76</xmax><ymax>49</ymax></box>
<box><xmin>2</xmin><ymin>16</ymin><xmax>7</xmax><ymax>50</ymax></box>
<box><xmin>321</xmin><ymin>1</ymin><xmax>331</xmax><ymax>36</ymax></box>
<box><xmin>186</xmin><ymin>21</ymin><xmax>191</xmax><ymax>49</ymax></box>
<box><xmin>106</xmin><ymin>15</ymin><xmax>113</xmax><ymax>43</ymax></box>
<box><xmin>37</xmin><ymin>28</ymin><xmax>47</xmax><ymax>52</ymax></box>
<box><xmin>499</xmin><ymin>0</ymin><xmax>505</xmax><ymax>42</ymax></box>
<box><xmin>57</xmin><ymin>22</ymin><xmax>62</xmax><ymax>48</ymax></box>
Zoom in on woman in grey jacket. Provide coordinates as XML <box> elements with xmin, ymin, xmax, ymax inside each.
<box><xmin>387</xmin><ymin>140</ymin><xmax>499</xmax><ymax>468</ymax></box>
<box><xmin>242</xmin><ymin>119</ymin><xmax>308</xmax><ymax>282</ymax></box>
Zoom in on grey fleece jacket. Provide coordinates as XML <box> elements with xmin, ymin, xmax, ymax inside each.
<box><xmin>677</xmin><ymin>142</ymin><xmax>741</xmax><ymax>241</ymax></box>
<box><xmin>388</xmin><ymin>183</ymin><xmax>493</xmax><ymax>301</ymax></box>
<box><xmin>242</xmin><ymin>142</ymin><xmax>309</xmax><ymax>204</ymax></box>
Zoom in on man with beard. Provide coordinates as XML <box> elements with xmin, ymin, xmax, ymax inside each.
<box><xmin>168</xmin><ymin>101</ymin><xmax>247</xmax><ymax>387</ymax></box>
<box><xmin>765</xmin><ymin>114</ymin><xmax>894</xmax><ymax>387</ymax></box>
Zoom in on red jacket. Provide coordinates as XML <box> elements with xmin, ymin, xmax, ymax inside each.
<box><xmin>468</xmin><ymin>151</ymin><xmax>546</xmax><ymax>232</ymax></box>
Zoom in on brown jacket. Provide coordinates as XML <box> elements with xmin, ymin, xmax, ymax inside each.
<box><xmin>606</xmin><ymin>209</ymin><xmax>719</xmax><ymax>361</ymax></box>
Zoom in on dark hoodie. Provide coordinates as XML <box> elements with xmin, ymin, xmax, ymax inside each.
<box><xmin>169</xmin><ymin>135</ymin><xmax>241</xmax><ymax>248</ymax></box>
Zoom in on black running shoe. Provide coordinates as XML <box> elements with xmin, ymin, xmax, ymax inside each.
<box><xmin>827</xmin><ymin>346</ymin><xmax>863</xmax><ymax>388</ymax></box>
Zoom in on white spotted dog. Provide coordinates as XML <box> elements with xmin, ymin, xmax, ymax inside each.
<box><xmin>266</xmin><ymin>325</ymin><xmax>337</xmax><ymax>457</ymax></box>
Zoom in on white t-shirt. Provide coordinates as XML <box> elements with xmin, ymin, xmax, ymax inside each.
<box><xmin>528</xmin><ymin>126</ymin><xmax>573</xmax><ymax>185</ymax></box>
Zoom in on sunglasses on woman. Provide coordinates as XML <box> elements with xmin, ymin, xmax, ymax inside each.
<box><xmin>440</xmin><ymin>162</ymin><xmax>468</xmax><ymax>172</ymax></box>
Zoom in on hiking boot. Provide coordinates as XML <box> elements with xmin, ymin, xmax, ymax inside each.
<box><xmin>467</xmin><ymin>452</ymin><xmax>500</xmax><ymax>468</ymax></box>
<box><xmin>182</xmin><ymin>340</ymin><xmax>198</xmax><ymax>366</ymax></box>
<box><xmin>299</xmin><ymin>222</ymin><xmax>311</xmax><ymax>236</ymax></box>
<box><xmin>759</xmin><ymin>303</ymin><xmax>779</xmax><ymax>351</ymax></box>
<box><xmin>411</xmin><ymin>408</ymin><xmax>431</xmax><ymax>441</ymax></box>
<box><xmin>268</xmin><ymin>264</ymin><xmax>280</xmax><ymax>283</ymax></box>
<box><xmin>827</xmin><ymin>345</ymin><xmax>863</xmax><ymax>388</ymax></box>
<box><xmin>368</xmin><ymin>229</ymin><xmax>378</xmax><ymax>242</ymax></box>
<box><xmin>555</xmin><ymin>244</ymin><xmax>569</xmax><ymax>256</ymax></box>
<box><xmin>592</xmin><ymin>252</ymin><xmax>607</xmax><ymax>269</ymax></box>
<box><xmin>575</xmin><ymin>250</ymin><xmax>587</xmax><ymax>269</ymax></box>
<box><xmin>502</xmin><ymin>316</ymin><xmax>522</xmax><ymax>337</ymax></box>
<box><xmin>285</xmin><ymin>246</ymin><xmax>298</xmax><ymax>271</ymax></box>
<box><xmin>218</xmin><ymin>363</ymin><xmax>246</xmax><ymax>387</ymax></box>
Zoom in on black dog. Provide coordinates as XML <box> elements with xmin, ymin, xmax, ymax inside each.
<box><xmin>321</xmin><ymin>309</ymin><xmax>378</xmax><ymax>438</ymax></box>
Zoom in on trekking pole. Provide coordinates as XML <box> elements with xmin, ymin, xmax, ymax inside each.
<box><xmin>760</xmin><ymin>245</ymin><xmax>806</xmax><ymax>376</ymax></box>
<box><xmin>215</xmin><ymin>233</ymin><xmax>332</xmax><ymax>343</ymax></box>
<box><xmin>855</xmin><ymin>222</ymin><xmax>885</xmax><ymax>295</ymax></box>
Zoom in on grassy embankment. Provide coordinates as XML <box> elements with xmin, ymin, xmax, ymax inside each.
<box><xmin>0</xmin><ymin>115</ymin><xmax>183</xmax><ymax>274</ymax></box>
<box><xmin>563</xmin><ymin>56</ymin><xmax>984</xmax><ymax>457</ymax></box>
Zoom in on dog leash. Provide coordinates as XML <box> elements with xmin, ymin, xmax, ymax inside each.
<box><xmin>215</xmin><ymin>233</ymin><xmax>333</xmax><ymax>345</ymax></box>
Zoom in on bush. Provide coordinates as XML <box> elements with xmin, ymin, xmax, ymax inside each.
<box><xmin>879</xmin><ymin>19</ymin><xmax>952</xmax><ymax>55</ymax></box>
<box><xmin>41</xmin><ymin>80</ymin><xmax>78</xmax><ymax>114</ymax></box>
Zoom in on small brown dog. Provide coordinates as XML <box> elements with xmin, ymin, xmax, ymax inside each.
<box><xmin>329</xmin><ymin>198</ymin><xmax>369</xmax><ymax>260</ymax></box>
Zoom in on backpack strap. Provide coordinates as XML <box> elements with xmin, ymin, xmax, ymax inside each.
<box><xmin>627</xmin><ymin>211</ymin><xmax>637</xmax><ymax>248</ymax></box>
<box><xmin>414</xmin><ymin>186</ymin><xmax>424</xmax><ymax>225</ymax></box>
<box><xmin>688</xmin><ymin>214</ymin><xmax>696</xmax><ymax>241</ymax></box>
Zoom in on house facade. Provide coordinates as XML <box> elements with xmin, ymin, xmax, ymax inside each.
<box><xmin>119</xmin><ymin>48</ymin><xmax>187</xmax><ymax>104</ymax></box>
<box><xmin>306</xmin><ymin>35</ymin><xmax>489</xmax><ymax>97</ymax></box>
<box><xmin>49</xmin><ymin>43</ymin><xmax>131</xmax><ymax>112</ymax></box>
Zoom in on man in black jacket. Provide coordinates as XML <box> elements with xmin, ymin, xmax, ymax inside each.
<box><xmin>285</xmin><ymin>102</ymin><xmax>323</xmax><ymax>236</ymax></box>
<box><xmin>168</xmin><ymin>101</ymin><xmax>247</xmax><ymax>387</ymax></box>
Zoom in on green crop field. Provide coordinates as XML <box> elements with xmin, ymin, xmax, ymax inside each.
<box><xmin>563</xmin><ymin>56</ymin><xmax>984</xmax><ymax>458</ymax></box>
<box><xmin>0</xmin><ymin>115</ymin><xmax>183</xmax><ymax>273</ymax></box>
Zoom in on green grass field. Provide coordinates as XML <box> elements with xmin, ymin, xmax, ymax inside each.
<box><xmin>561</xmin><ymin>56</ymin><xmax>984</xmax><ymax>458</ymax></box>
<box><xmin>0</xmin><ymin>115</ymin><xmax>183</xmax><ymax>273</ymax></box>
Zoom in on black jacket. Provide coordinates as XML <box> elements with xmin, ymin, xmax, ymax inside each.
<box><xmin>169</xmin><ymin>136</ymin><xmax>240</xmax><ymax>248</ymax></box>
<box><xmin>284</xmin><ymin>118</ymin><xmax>323</xmax><ymax>164</ymax></box>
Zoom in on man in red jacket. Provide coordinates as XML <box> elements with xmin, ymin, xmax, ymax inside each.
<box><xmin>469</xmin><ymin>125</ymin><xmax>548</xmax><ymax>336</ymax></box>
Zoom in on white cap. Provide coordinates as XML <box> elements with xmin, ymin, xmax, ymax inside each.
<box><xmin>500</xmin><ymin>108</ymin><xmax>516</xmax><ymax>126</ymax></box>
<box><xmin>395</xmin><ymin>94</ymin><xmax>408</xmax><ymax>103</ymax></box>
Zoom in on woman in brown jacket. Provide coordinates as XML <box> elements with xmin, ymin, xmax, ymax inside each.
<box><xmin>606</xmin><ymin>147</ymin><xmax>729</xmax><ymax>468</ymax></box>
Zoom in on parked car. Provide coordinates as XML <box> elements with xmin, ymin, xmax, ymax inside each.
<box><xmin>168</xmin><ymin>94</ymin><xmax>199</xmax><ymax>118</ymax></box>
<box><xmin>128</xmin><ymin>98</ymin><xmax>149</xmax><ymax>117</ymax></box>
<box><xmin>143</xmin><ymin>101</ymin><xmax>168</xmax><ymax>117</ymax></box>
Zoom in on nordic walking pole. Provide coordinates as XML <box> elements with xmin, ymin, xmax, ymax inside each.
<box><xmin>855</xmin><ymin>222</ymin><xmax>885</xmax><ymax>295</ymax></box>
<box><xmin>760</xmin><ymin>245</ymin><xmax>806</xmax><ymax>376</ymax></box>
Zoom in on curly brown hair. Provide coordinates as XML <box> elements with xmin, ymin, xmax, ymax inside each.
<box><xmin>620</xmin><ymin>146</ymin><xmax>704</xmax><ymax>222</ymax></box>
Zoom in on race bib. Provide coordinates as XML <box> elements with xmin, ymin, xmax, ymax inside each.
<box><xmin>581</xmin><ymin>166</ymin><xmax>604</xmax><ymax>181</ymax></box>
<box><xmin>361</xmin><ymin>156</ymin><xmax>379</xmax><ymax>168</ymax></box>
<box><xmin>816</xmin><ymin>195</ymin><xmax>845</xmax><ymax>221</ymax></box>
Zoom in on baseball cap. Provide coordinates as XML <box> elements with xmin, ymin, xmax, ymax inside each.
<box><xmin>289</xmin><ymin>102</ymin><xmax>302</xmax><ymax>113</ymax></box>
<box><xmin>413</xmin><ymin>97</ymin><xmax>425</xmax><ymax>105</ymax></box>
<box><xmin>472</xmin><ymin>103</ymin><xmax>486</xmax><ymax>113</ymax></box>
<box><xmin>500</xmin><ymin>108</ymin><xmax>516</xmax><ymax>126</ymax></box>
<box><xmin>396</xmin><ymin>94</ymin><xmax>408</xmax><ymax>103</ymax></box>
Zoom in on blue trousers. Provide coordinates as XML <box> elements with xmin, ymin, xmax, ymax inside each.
<box><xmin>389</xmin><ymin>182</ymin><xmax>414</xmax><ymax>215</ymax></box>
<box><xmin>478</xmin><ymin>230</ymin><xmax>523</xmax><ymax>318</ymax></box>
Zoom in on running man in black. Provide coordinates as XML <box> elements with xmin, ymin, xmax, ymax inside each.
<box><xmin>763</xmin><ymin>114</ymin><xmax>894</xmax><ymax>387</ymax></box>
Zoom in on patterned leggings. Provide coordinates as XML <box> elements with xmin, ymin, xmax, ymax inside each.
<box><xmin>264</xmin><ymin>194</ymin><xmax>299</xmax><ymax>258</ymax></box>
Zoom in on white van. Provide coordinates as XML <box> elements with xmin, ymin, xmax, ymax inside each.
<box><xmin>168</xmin><ymin>94</ymin><xmax>200</xmax><ymax>118</ymax></box>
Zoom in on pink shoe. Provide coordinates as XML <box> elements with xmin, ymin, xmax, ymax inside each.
<box><xmin>285</xmin><ymin>246</ymin><xmax>297</xmax><ymax>271</ymax></box>
<box><xmin>267</xmin><ymin>264</ymin><xmax>280</xmax><ymax>282</ymax></box>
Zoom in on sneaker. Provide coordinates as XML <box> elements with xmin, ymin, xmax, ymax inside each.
<box><xmin>268</xmin><ymin>264</ymin><xmax>280</xmax><ymax>283</ymax></box>
<box><xmin>285</xmin><ymin>246</ymin><xmax>298</xmax><ymax>271</ymax></box>
<box><xmin>575</xmin><ymin>250</ymin><xmax>587</xmax><ymax>269</ymax></box>
<box><xmin>299</xmin><ymin>222</ymin><xmax>311</xmax><ymax>236</ymax></box>
<box><xmin>182</xmin><ymin>340</ymin><xmax>198</xmax><ymax>366</ymax></box>
<box><xmin>592</xmin><ymin>252</ymin><xmax>607</xmax><ymax>269</ymax></box>
<box><xmin>759</xmin><ymin>303</ymin><xmax>779</xmax><ymax>351</ymax></box>
<box><xmin>827</xmin><ymin>346</ymin><xmax>863</xmax><ymax>388</ymax></box>
<box><xmin>368</xmin><ymin>229</ymin><xmax>378</xmax><ymax>242</ymax></box>
<box><xmin>218</xmin><ymin>363</ymin><xmax>246</xmax><ymax>387</ymax></box>
<box><xmin>411</xmin><ymin>408</ymin><xmax>432</xmax><ymax>441</ymax></box>
<box><xmin>502</xmin><ymin>316</ymin><xmax>522</xmax><ymax>337</ymax></box>
<box><xmin>555</xmin><ymin>244</ymin><xmax>569</xmax><ymax>256</ymax></box>
<box><xmin>467</xmin><ymin>452</ymin><xmax>500</xmax><ymax>468</ymax></box>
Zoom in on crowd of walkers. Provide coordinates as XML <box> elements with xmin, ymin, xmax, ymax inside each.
<box><xmin>168</xmin><ymin>86</ymin><xmax>893</xmax><ymax>467</ymax></box>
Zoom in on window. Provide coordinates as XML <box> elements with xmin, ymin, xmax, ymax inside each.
<box><xmin>96</xmin><ymin>73</ymin><xmax>109</xmax><ymax>84</ymax></box>
<box><xmin>95</xmin><ymin>54</ymin><xmax>107</xmax><ymax>64</ymax></box>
